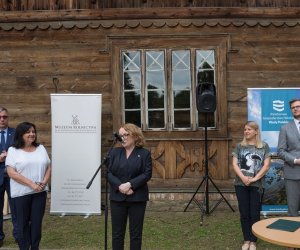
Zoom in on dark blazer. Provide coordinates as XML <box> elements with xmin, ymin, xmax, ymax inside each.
<box><xmin>277</xmin><ymin>120</ymin><xmax>300</xmax><ymax>180</ymax></box>
<box><xmin>0</xmin><ymin>127</ymin><xmax>15</xmax><ymax>185</ymax></box>
<box><xmin>108</xmin><ymin>147</ymin><xmax>152</xmax><ymax>202</ymax></box>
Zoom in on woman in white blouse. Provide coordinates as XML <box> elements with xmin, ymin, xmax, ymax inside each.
<box><xmin>6</xmin><ymin>122</ymin><xmax>51</xmax><ymax>250</ymax></box>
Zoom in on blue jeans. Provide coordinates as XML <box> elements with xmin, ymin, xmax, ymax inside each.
<box><xmin>235</xmin><ymin>185</ymin><xmax>262</xmax><ymax>242</ymax></box>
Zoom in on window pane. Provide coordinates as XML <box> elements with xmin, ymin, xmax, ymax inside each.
<box><xmin>146</xmin><ymin>51</ymin><xmax>164</xmax><ymax>71</ymax></box>
<box><xmin>123</xmin><ymin>51</ymin><xmax>140</xmax><ymax>71</ymax></box>
<box><xmin>197</xmin><ymin>50</ymin><xmax>215</xmax><ymax>69</ymax></box>
<box><xmin>172</xmin><ymin>71</ymin><xmax>190</xmax><ymax>89</ymax></box>
<box><xmin>124</xmin><ymin>72</ymin><xmax>141</xmax><ymax>90</ymax></box>
<box><xmin>148</xmin><ymin>90</ymin><xmax>164</xmax><ymax>109</ymax></box>
<box><xmin>171</xmin><ymin>50</ymin><xmax>192</xmax><ymax>129</ymax></box>
<box><xmin>196</xmin><ymin>50</ymin><xmax>215</xmax><ymax>85</ymax></box>
<box><xmin>122</xmin><ymin>51</ymin><xmax>142</xmax><ymax>126</ymax></box>
<box><xmin>197</xmin><ymin>70</ymin><xmax>214</xmax><ymax>85</ymax></box>
<box><xmin>196</xmin><ymin>50</ymin><xmax>216</xmax><ymax>128</ymax></box>
<box><xmin>125</xmin><ymin>91</ymin><xmax>141</xmax><ymax>109</ymax></box>
<box><xmin>174</xmin><ymin>110</ymin><xmax>191</xmax><ymax>128</ymax></box>
<box><xmin>147</xmin><ymin>71</ymin><xmax>165</xmax><ymax>89</ymax></box>
<box><xmin>172</xmin><ymin>50</ymin><xmax>190</xmax><ymax>70</ymax></box>
<box><xmin>146</xmin><ymin>50</ymin><xmax>166</xmax><ymax>130</ymax></box>
<box><xmin>174</xmin><ymin>90</ymin><xmax>190</xmax><ymax>109</ymax></box>
<box><xmin>125</xmin><ymin>111</ymin><xmax>141</xmax><ymax>127</ymax></box>
<box><xmin>148</xmin><ymin>111</ymin><xmax>165</xmax><ymax>128</ymax></box>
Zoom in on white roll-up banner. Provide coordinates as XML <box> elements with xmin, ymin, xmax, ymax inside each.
<box><xmin>50</xmin><ymin>94</ymin><xmax>101</xmax><ymax>215</ymax></box>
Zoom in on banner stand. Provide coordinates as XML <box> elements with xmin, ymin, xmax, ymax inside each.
<box><xmin>50</xmin><ymin>94</ymin><xmax>102</xmax><ymax>215</ymax></box>
<box><xmin>248</xmin><ymin>88</ymin><xmax>300</xmax><ymax>216</ymax></box>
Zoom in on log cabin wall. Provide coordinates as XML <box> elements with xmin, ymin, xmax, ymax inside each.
<box><xmin>1</xmin><ymin>3</ymin><xmax>300</xmax><ymax>198</ymax></box>
<box><xmin>2</xmin><ymin>0</ymin><xmax>300</xmax><ymax>9</ymax></box>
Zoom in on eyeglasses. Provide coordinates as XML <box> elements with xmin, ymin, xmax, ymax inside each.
<box><xmin>0</xmin><ymin>116</ymin><xmax>8</xmax><ymax>120</ymax></box>
<box><xmin>120</xmin><ymin>133</ymin><xmax>129</xmax><ymax>139</ymax></box>
<box><xmin>291</xmin><ymin>105</ymin><xmax>300</xmax><ymax>110</ymax></box>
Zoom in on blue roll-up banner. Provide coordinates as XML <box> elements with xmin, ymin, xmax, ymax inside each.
<box><xmin>247</xmin><ymin>88</ymin><xmax>300</xmax><ymax>215</ymax></box>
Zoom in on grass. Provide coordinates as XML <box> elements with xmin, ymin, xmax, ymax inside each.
<box><xmin>3</xmin><ymin>199</ymin><xmax>286</xmax><ymax>250</ymax></box>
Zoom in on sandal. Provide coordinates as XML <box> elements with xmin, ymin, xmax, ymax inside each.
<box><xmin>242</xmin><ymin>241</ymin><xmax>250</xmax><ymax>250</ymax></box>
<box><xmin>249</xmin><ymin>242</ymin><xmax>256</xmax><ymax>250</ymax></box>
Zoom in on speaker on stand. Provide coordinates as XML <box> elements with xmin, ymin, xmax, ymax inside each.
<box><xmin>184</xmin><ymin>83</ymin><xmax>234</xmax><ymax>225</ymax></box>
<box><xmin>196</xmin><ymin>83</ymin><xmax>216</xmax><ymax>113</ymax></box>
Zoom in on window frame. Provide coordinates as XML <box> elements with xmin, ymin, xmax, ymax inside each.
<box><xmin>111</xmin><ymin>35</ymin><xmax>228</xmax><ymax>138</ymax></box>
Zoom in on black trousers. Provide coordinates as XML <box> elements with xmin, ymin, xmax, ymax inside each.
<box><xmin>110</xmin><ymin>200</ymin><xmax>147</xmax><ymax>250</ymax></box>
<box><xmin>0</xmin><ymin>176</ymin><xmax>18</xmax><ymax>240</ymax></box>
<box><xmin>235</xmin><ymin>185</ymin><xmax>262</xmax><ymax>242</ymax></box>
<box><xmin>14</xmin><ymin>191</ymin><xmax>47</xmax><ymax>250</ymax></box>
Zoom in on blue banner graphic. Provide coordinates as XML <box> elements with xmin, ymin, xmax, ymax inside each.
<box><xmin>247</xmin><ymin>88</ymin><xmax>300</xmax><ymax>213</ymax></box>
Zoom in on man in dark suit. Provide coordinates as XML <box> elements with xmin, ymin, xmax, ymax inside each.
<box><xmin>278</xmin><ymin>98</ymin><xmax>300</xmax><ymax>218</ymax></box>
<box><xmin>0</xmin><ymin>107</ymin><xmax>18</xmax><ymax>247</ymax></box>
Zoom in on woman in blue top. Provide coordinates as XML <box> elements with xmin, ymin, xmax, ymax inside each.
<box><xmin>108</xmin><ymin>123</ymin><xmax>152</xmax><ymax>250</ymax></box>
<box><xmin>232</xmin><ymin>121</ymin><xmax>271</xmax><ymax>250</ymax></box>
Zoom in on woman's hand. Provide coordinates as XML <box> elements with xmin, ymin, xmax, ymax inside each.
<box><xmin>125</xmin><ymin>189</ymin><xmax>134</xmax><ymax>195</ymax></box>
<box><xmin>36</xmin><ymin>182</ymin><xmax>46</xmax><ymax>190</ymax></box>
<box><xmin>31</xmin><ymin>182</ymin><xmax>45</xmax><ymax>192</ymax></box>
<box><xmin>241</xmin><ymin>176</ymin><xmax>256</xmax><ymax>186</ymax></box>
<box><xmin>0</xmin><ymin>151</ymin><xmax>7</xmax><ymax>162</ymax></box>
<box><xmin>241</xmin><ymin>175</ymin><xmax>251</xmax><ymax>186</ymax></box>
<box><xmin>119</xmin><ymin>182</ymin><xmax>132</xmax><ymax>194</ymax></box>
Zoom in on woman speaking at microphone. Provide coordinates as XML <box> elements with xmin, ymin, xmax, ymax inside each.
<box><xmin>108</xmin><ymin>123</ymin><xmax>152</xmax><ymax>250</ymax></box>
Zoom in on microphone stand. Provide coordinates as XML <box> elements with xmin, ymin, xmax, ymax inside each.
<box><xmin>86</xmin><ymin>136</ymin><xmax>118</xmax><ymax>250</ymax></box>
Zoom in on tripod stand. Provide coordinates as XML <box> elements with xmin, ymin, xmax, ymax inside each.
<box><xmin>184</xmin><ymin>113</ymin><xmax>234</xmax><ymax>224</ymax></box>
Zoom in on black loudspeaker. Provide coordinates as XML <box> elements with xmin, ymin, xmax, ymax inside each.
<box><xmin>196</xmin><ymin>83</ymin><xmax>216</xmax><ymax>113</ymax></box>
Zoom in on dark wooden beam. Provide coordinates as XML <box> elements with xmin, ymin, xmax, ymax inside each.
<box><xmin>1</xmin><ymin>7</ymin><xmax>300</xmax><ymax>23</ymax></box>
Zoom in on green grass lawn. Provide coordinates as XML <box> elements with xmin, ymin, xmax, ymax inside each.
<box><xmin>3</xmin><ymin>199</ymin><xmax>285</xmax><ymax>249</ymax></box>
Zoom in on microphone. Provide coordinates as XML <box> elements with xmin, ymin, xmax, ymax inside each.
<box><xmin>113</xmin><ymin>132</ymin><xmax>124</xmax><ymax>143</ymax></box>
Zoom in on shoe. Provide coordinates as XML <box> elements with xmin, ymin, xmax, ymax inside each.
<box><xmin>249</xmin><ymin>242</ymin><xmax>256</xmax><ymax>250</ymax></box>
<box><xmin>242</xmin><ymin>241</ymin><xmax>250</xmax><ymax>250</ymax></box>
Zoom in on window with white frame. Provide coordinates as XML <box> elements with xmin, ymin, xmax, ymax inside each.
<box><xmin>122</xmin><ymin>48</ymin><xmax>216</xmax><ymax>131</ymax></box>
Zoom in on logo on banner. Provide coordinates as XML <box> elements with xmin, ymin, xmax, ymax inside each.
<box><xmin>261</xmin><ymin>91</ymin><xmax>293</xmax><ymax>131</ymax></box>
<box><xmin>54</xmin><ymin>115</ymin><xmax>96</xmax><ymax>133</ymax></box>
<box><xmin>72</xmin><ymin>115</ymin><xmax>80</xmax><ymax>125</ymax></box>
<box><xmin>272</xmin><ymin>100</ymin><xmax>284</xmax><ymax>112</ymax></box>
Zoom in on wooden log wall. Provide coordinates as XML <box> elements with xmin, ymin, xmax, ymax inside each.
<box><xmin>1</xmin><ymin>0</ymin><xmax>300</xmax><ymax>10</ymax></box>
<box><xmin>1</xmin><ymin>8</ymin><xmax>300</xmax><ymax>191</ymax></box>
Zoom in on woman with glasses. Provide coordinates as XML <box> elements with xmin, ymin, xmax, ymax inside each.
<box><xmin>108</xmin><ymin>123</ymin><xmax>152</xmax><ymax>250</ymax></box>
<box><xmin>0</xmin><ymin>107</ymin><xmax>18</xmax><ymax>246</ymax></box>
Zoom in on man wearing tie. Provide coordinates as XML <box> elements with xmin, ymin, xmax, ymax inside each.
<box><xmin>0</xmin><ymin>107</ymin><xmax>18</xmax><ymax>247</ymax></box>
<box><xmin>278</xmin><ymin>99</ymin><xmax>300</xmax><ymax>219</ymax></box>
